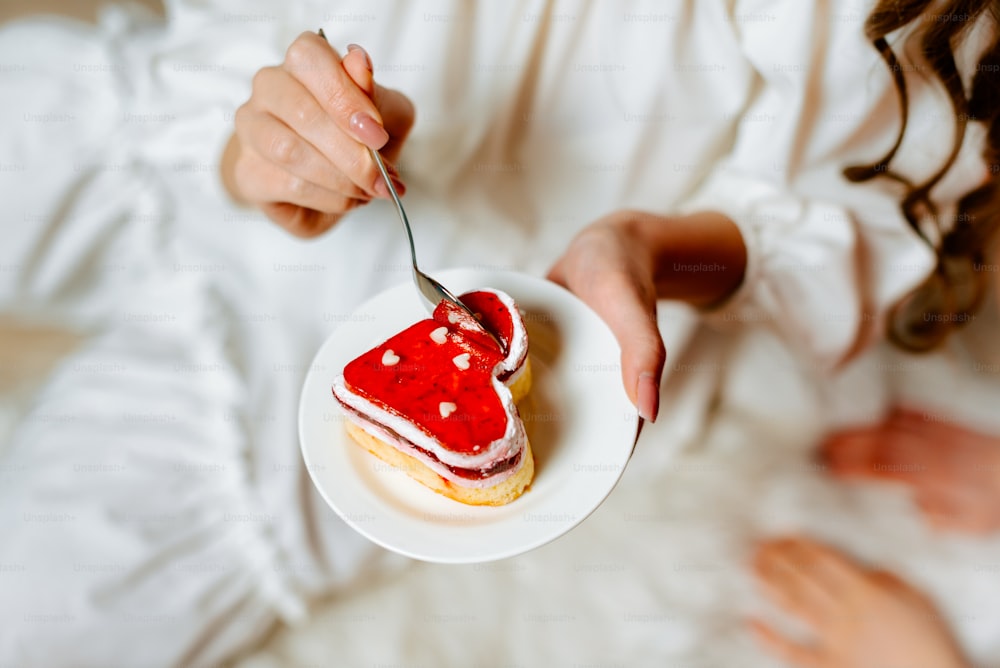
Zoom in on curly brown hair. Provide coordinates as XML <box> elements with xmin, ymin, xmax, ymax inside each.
<box><xmin>847</xmin><ymin>0</ymin><xmax>1000</xmax><ymax>351</ymax></box>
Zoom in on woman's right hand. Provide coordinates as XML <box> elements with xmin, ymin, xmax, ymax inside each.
<box><xmin>221</xmin><ymin>31</ymin><xmax>415</xmax><ymax>238</ymax></box>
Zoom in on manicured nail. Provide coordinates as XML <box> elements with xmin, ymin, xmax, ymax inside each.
<box><xmin>347</xmin><ymin>43</ymin><xmax>372</xmax><ymax>72</ymax></box>
<box><xmin>637</xmin><ymin>372</ymin><xmax>659</xmax><ymax>423</ymax></box>
<box><xmin>349</xmin><ymin>111</ymin><xmax>389</xmax><ymax>149</ymax></box>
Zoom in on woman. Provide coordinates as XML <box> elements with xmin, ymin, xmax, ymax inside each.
<box><xmin>221</xmin><ymin>0</ymin><xmax>1000</xmax><ymax>666</ymax></box>
<box><xmin>0</xmin><ymin>0</ymin><xmax>996</xmax><ymax>666</ymax></box>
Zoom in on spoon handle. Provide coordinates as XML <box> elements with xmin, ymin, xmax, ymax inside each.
<box><xmin>369</xmin><ymin>148</ymin><xmax>420</xmax><ymax>272</ymax></box>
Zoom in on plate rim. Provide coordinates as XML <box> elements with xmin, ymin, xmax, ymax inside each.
<box><xmin>298</xmin><ymin>267</ymin><xmax>639</xmax><ymax>563</ymax></box>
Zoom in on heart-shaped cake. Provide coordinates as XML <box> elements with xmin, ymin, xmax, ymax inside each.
<box><xmin>331</xmin><ymin>289</ymin><xmax>533</xmax><ymax>505</ymax></box>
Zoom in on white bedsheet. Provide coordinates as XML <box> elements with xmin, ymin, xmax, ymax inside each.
<box><xmin>234</xmin><ymin>326</ymin><xmax>1000</xmax><ymax>668</ymax></box>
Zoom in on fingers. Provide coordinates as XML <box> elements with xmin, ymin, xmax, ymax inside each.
<box><xmin>340</xmin><ymin>41</ymin><xmax>415</xmax><ymax>163</ymax></box>
<box><xmin>561</xmin><ymin>260</ymin><xmax>663</xmax><ymax>421</ymax></box>
<box><xmin>284</xmin><ymin>31</ymin><xmax>389</xmax><ymax>149</ymax></box>
<box><xmin>748</xmin><ymin>620</ymin><xmax>822</xmax><ymax>668</ymax></box>
<box><xmin>236</xmin><ymin>101</ymin><xmax>377</xmax><ymax>201</ymax></box>
<box><xmin>246</xmin><ymin>66</ymin><xmax>402</xmax><ymax>199</ymax></box>
<box><xmin>599</xmin><ymin>271</ymin><xmax>665</xmax><ymax>423</ymax></box>
<box><xmin>259</xmin><ymin>202</ymin><xmax>350</xmax><ymax>239</ymax></box>
<box><xmin>547</xmin><ymin>224</ymin><xmax>665</xmax><ymax>422</ymax></box>
<box><xmin>232</xmin><ymin>138</ymin><xmax>359</xmax><ymax>212</ymax></box>
<box><xmin>227</xmin><ymin>31</ymin><xmax>417</xmax><ymax>239</ymax></box>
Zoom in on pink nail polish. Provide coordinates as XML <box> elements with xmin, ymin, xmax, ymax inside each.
<box><xmin>350</xmin><ymin>111</ymin><xmax>389</xmax><ymax>149</ymax></box>
<box><xmin>637</xmin><ymin>372</ymin><xmax>660</xmax><ymax>423</ymax></box>
<box><xmin>347</xmin><ymin>43</ymin><xmax>372</xmax><ymax>72</ymax></box>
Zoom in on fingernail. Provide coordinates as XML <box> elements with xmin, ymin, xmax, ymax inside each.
<box><xmin>637</xmin><ymin>372</ymin><xmax>659</xmax><ymax>423</ymax></box>
<box><xmin>350</xmin><ymin>111</ymin><xmax>389</xmax><ymax>149</ymax></box>
<box><xmin>373</xmin><ymin>178</ymin><xmax>391</xmax><ymax>199</ymax></box>
<box><xmin>347</xmin><ymin>43</ymin><xmax>372</xmax><ymax>72</ymax></box>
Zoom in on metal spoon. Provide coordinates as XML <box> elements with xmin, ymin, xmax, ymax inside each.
<box><xmin>318</xmin><ymin>27</ymin><xmax>504</xmax><ymax>352</ymax></box>
<box><xmin>368</xmin><ymin>149</ymin><xmax>506</xmax><ymax>353</ymax></box>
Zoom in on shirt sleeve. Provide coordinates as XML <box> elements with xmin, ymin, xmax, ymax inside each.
<box><xmin>676</xmin><ymin>0</ymin><xmax>936</xmax><ymax>370</ymax></box>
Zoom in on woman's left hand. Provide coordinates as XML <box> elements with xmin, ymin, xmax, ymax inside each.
<box><xmin>547</xmin><ymin>211</ymin><xmax>666</xmax><ymax>423</ymax></box>
<box><xmin>548</xmin><ymin>208</ymin><xmax>747</xmax><ymax>424</ymax></box>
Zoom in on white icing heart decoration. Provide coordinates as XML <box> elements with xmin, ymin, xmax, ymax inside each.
<box><xmin>430</xmin><ymin>326</ymin><xmax>448</xmax><ymax>344</ymax></box>
<box><xmin>452</xmin><ymin>353</ymin><xmax>471</xmax><ymax>370</ymax></box>
<box><xmin>381</xmin><ymin>349</ymin><xmax>400</xmax><ymax>366</ymax></box>
<box><xmin>439</xmin><ymin>401</ymin><xmax>458</xmax><ymax>418</ymax></box>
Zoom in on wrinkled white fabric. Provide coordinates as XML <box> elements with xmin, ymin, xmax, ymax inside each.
<box><xmin>1</xmin><ymin>0</ymin><xmax>998</xmax><ymax>666</ymax></box>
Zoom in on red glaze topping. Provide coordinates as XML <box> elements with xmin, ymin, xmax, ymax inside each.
<box><xmin>342</xmin><ymin>290</ymin><xmax>517</xmax><ymax>455</ymax></box>
<box><xmin>432</xmin><ymin>291</ymin><xmax>514</xmax><ymax>353</ymax></box>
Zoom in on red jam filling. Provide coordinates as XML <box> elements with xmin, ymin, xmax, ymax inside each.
<box><xmin>342</xmin><ymin>290</ymin><xmax>517</xmax><ymax>455</ymax></box>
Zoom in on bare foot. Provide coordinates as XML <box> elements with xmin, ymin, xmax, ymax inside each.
<box><xmin>751</xmin><ymin>537</ymin><xmax>968</xmax><ymax>668</ymax></box>
<box><xmin>820</xmin><ymin>407</ymin><xmax>1000</xmax><ymax>534</ymax></box>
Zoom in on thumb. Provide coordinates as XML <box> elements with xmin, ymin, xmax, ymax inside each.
<box><xmin>548</xmin><ymin>261</ymin><xmax>665</xmax><ymax>422</ymax></box>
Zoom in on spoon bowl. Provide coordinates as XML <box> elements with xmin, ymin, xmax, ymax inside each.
<box><xmin>367</xmin><ymin>149</ymin><xmax>507</xmax><ymax>353</ymax></box>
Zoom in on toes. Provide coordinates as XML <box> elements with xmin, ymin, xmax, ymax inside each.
<box><xmin>787</xmin><ymin>537</ymin><xmax>866</xmax><ymax>588</ymax></box>
<box><xmin>820</xmin><ymin>430</ymin><xmax>880</xmax><ymax>478</ymax></box>
<box><xmin>748</xmin><ymin>619</ymin><xmax>822</xmax><ymax>668</ymax></box>
<box><xmin>866</xmin><ymin>569</ymin><xmax>944</xmax><ymax>616</ymax></box>
<box><xmin>822</xmin><ymin>426</ymin><xmax>934</xmax><ymax>487</ymax></box>
<box><xmin>916</xmin><ymin>490</ymin><xmax>1000</xmax><ymax>535</ymax></box>
<box><xmin>866</xmin><ymin>569</ymin><xmax>912</xmax><ymax>592</ymax></box>
<box><xmin>753</xmin><ymin>538</ymin><xmax>841</xmax><ymax>625</ymax></box>
<box><xmin>891</xmin><ymin>405</ymin><xmax>960</xmax><ymax>436</ymax></box>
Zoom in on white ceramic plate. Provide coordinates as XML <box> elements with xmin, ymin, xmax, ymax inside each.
<box><xmin>299</xmin><ymin>268</ymin><xmax>638</xmax><ymax>563</ymax></box>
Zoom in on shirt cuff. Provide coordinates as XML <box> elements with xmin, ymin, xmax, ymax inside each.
<box><xmin>676</xmin><ymin>167</ymin><xmax>862</xmax><ymax>369</ymax></box>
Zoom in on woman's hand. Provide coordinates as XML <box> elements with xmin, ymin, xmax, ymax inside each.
<box><xmin>547</xmin><ymin>213</ymin><xmax>665</xmax><ymax>422</ymax></box>
<box><xmin>221</xmin><ymin>32</ymin><xmax>415</xmax><ymax>238</ymax></box>
<box><xmin>548</xmin><ymin>210</ymin><xmax>746</xmax><ymax>423</ymax></box>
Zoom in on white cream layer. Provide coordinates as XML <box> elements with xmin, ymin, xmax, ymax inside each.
<box><xmin>332</xmin><ymin>374</ymin><xmax>526</xmax><ymax>474</ymax></box>
<box><xmin>481</xmin><ymin>288</ymin><xmax>528</xmax><ymax>377</ymax></box>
